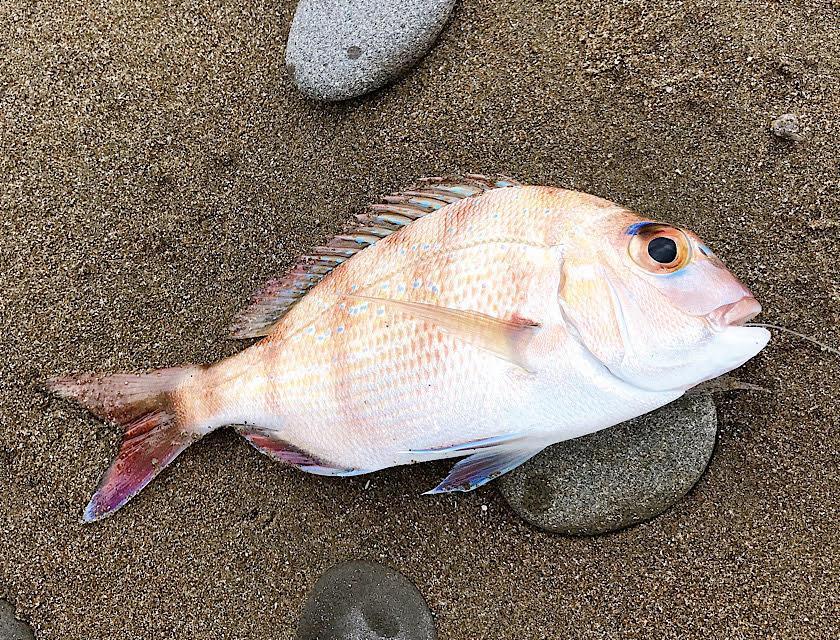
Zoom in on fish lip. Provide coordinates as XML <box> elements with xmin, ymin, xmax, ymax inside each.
<box><xmin>709</xmin><ymin>296</ymin><xmax>762</xmax><ymax>329</ymax></box>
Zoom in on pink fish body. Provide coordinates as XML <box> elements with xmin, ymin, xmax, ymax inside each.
<box><xmin>50</xmin><ymin>176</ymin><xmax>769</xmax><ymax>521</ymax></box>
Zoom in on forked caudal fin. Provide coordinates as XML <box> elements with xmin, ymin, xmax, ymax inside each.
<box><xmin>47</xmin><ymin>366</ymin><xmax>207</xmax><ymax>522</ymax></box>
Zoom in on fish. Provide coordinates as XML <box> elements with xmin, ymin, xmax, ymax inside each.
<box><xmin>48</xmin><ymin>175</ymin><xmax>771</xmax><ymax>522</ymax></box>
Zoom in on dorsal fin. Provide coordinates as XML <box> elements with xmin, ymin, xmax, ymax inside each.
<box><xmin>228</xmin><ymin>174</ymin><xmax>521</xmax><ymax>339</ymax></box>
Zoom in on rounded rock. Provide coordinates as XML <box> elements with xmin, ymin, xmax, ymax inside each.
<box><xmin>770</xmin><ymin>113</ymin><xmax>804</xmax><ymax>141</ymax></box>
<box><xmin>295</xmin><ymin>561</ymin><xmax>436</xmax><ymax>640</ymax></box>
<box><xmin>0</xmin><ymin>599</ymin><xmax>35</xmax><ymax>640</ymax></box>
<box><xmin>285</xmin><ymin>0</ymin><xmax>457</xmax><ymax>101</ymax></box>
<box><xmin>500</xmin><ymin>394</ymin><xmax>718</xmax><ymax>536</ymax></box>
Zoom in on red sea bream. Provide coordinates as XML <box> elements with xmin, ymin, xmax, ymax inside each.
<box><xmin>49</xmin><ymin>176</ymin><xmax>770</xmax><ymax>521</ymax></box>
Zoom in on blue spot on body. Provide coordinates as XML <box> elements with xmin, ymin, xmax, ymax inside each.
<box><xmin>413</xmin><ymin>279</ymin><xmax>422</xmax><ymax>289</ymax></box>
<box><xmin>337</xmin><ymin>325</ymin><xmax>345</xmax><ymax>333</ymax></box>
<box><xmin>351</xmin><ymin>284</ymin><xmax>358</xmax><ymax>292</ymax></box>
<box><xmin>421</xmin><ymin>243</ymin><xmax>430</xmax><ymax>250</ymax></box>
<box><xmin>380</xmin><ymin>282</ymin><xmax>389</xmax><ymax>290</ymax></box>
<box><xmin>376</xmin><ymin>307</ymin><xmax>385</xmax><ymax>316</ymax></box>
<box><xmin>305</xmin><ymin>326</ymin><xmax>315</xmax><ymax>335</ymax></box>
<box><xmin>430</xmin><ymin>284</ymin><xmax>439</xmax><ymax>293</ymax></box>
<box><xmin>397</xmin><ymin>283</ymin><xmax>406</xmax><ymax>293</ymax></box>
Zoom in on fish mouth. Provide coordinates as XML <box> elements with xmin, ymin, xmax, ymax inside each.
<box><xmin>709</xmin><ymin>296</ymin><xmax>762</xmax><ymax>329</ymax></box>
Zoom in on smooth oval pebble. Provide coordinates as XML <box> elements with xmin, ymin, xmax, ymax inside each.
<box><xmin>500</xmin><ymin>394</ymin><xmax>717</xmax><ymax>536</ymax></box>
<box><xmin>0</xmin><ymin>599</ymin><xmax>35</xmax><ymax>640</ymax></box>
<box><xmin>295</xmin><ymin>561</ymin><xmax>436</xmax><ymax>640</ymax></box>
<box><xmin>285</xmin><ymin>0</ymin><xmax>457</xmax><ymax>101</ymax></box>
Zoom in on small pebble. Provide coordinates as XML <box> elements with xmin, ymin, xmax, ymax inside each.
<box><xmin>0</xmin><ymin>599</ymin><xmax>35</xmax><ymax>640</ymax></box>
<box><xmin>770</xmin><ymin>113</ymin><xmax>804</xmax><ymax>142</ymax></box>
<box><xmin>285</xmin><ymin>0</ymin><xmax>457</xmax><ymax>101</ymax></box>
<box><xmin>295</xmin><ymin>561</ymin><xmax>436</xmax><ymax>640</ymax></box>
<box><xmin>500</xmin><ymin>395</ymin><xmax>718</xmax><ymax>536</ymax></box>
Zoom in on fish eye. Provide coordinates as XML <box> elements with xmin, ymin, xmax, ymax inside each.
<box><xmin>648</xmin><ymin>237</ymin><xmax>677</xmax><ymax>264</ymax></box>
<box><xmin>627</xmin><ymin>223</ymin><xmax>691</xmax><ymax>274</ymax></box>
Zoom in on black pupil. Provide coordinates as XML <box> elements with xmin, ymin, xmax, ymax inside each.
<box><xmin>648</xmin><ymin>237</ymin><xmax>678</xmax><ymax>264</ymax></box>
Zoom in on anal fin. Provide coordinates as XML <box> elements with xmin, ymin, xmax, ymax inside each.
<box><xmin>236</xmin><ymin>426</ymin><xmax>365</xmax><ymax>477</ymax></box>
<box><xmin>423</xmin><ymin>445</ymin><xmax>545</xmax><ymax>495</ymax></box>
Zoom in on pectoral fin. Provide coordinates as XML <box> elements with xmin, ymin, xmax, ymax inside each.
<box><xmin>349</xmin><ymin>295</ymin><xmax>540</xmax><ymax>371</ymax></box>
<box><xmin>423</xmin><ymin>445</ymin><xmax>546</xmax><ymax>495</ymax></box>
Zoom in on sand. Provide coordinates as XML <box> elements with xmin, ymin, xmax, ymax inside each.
<box><xmin>1</xmin><ymin>1</ymin><xmax>838</xmax><ymax>638</ymax></box>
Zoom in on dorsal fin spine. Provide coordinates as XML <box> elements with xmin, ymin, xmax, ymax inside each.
<box><xmin>370</xmin><ymin>203</ymin><xmax>432</xmax><ymax>218</ymax></box>
<box><xmin>309</xmin><ymin>246</ymin><xmax>359</xmax><ymax>257</ymax></box>
<box><xmin>355</xmin><ymin>214</ymin><xmax>406</xmax><ymax>229</ymax></box>
<box><xmin>338</xmin><ymin>234</ymin><xmax>380</xmax><ymax>246</ymax></box>
<box><xmin>397</xmin><ymin>193</ymin><xmax>453</xmax><ymax>209</ymax></box>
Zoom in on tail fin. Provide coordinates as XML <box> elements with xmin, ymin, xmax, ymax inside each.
<box><xmin>47</xmin><ymin>366</ymin><xmax>206</xmax><ymax>522</ymax></box>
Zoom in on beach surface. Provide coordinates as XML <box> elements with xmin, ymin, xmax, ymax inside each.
<box><xmin>1</xmin><ymin>1</ymin><xmax>838</xmax><ymax>638</ymax></box>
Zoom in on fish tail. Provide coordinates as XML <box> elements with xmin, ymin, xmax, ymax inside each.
<box><xmin>47</xmin><ymin>365</ymin><xmax>211</xmax><ymax>522</ymax></box>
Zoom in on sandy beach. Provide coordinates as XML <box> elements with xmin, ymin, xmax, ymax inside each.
<box><xmin>1</xmin><ymin>1</ymin><xmax>838</xmax><ymax>638</ymax></box>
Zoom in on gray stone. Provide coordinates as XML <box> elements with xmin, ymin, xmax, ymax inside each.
<box><xmin>500</xmin><ymin>395</ymin><xmax>717</xmax><ymax>536</ymax></box>
<box><xmin>0</xmin><ymin>599</ymin><xmax>35</xmax><ymax>640</ymax></box>
<box><xmin>770</xmin><ymin>113</ymin><xmax>804</xmax><ymax>141</ymax></box>
<box><xmin>296</xmin><ymin>561</ymin><xmax>436</xmax><ymax>640</ymax></box>
<box><xmin>286</xmin><ymin>0</ymin><xmax>457</xmax><ymax>101</ymax></box>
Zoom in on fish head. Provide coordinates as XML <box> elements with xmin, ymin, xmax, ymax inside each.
<box><xmin>559</xmin><ymin>211</ymin><xmax>770</xmax><ymax>391</ymax></box>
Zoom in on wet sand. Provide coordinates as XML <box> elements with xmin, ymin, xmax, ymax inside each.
<box><xmin>1</xmin><ymin>1</ymin><xmax>838</xmax><ymax>638</ymax></box>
